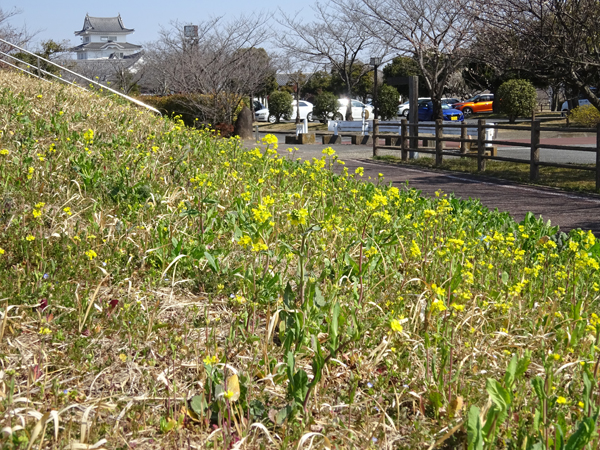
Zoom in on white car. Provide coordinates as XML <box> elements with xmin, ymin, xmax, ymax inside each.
<box><xmin>254</xmin><ymin>100</ymin><xmax>314</xmax><ymax>123</ymax></box>
<box><xmin>327</xmin><ymin>98</ymin><xmax>374</xmax><ymax>121</ymax></box>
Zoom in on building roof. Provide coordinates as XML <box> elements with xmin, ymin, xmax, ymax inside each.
<box><xmin>70</xmin><ymin>42</ymin><xmax>142</xmax><ymax>53</ymax></box>
<box><xmin>75</xmin><ymin>14</ymin><xmax>134</xmax><ymax>36</ymax></box>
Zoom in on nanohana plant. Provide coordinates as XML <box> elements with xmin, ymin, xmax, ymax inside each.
<box><xmin>0</xmin><ymin>70</ymin><xmax>598</xmax><ymax>449</ymax></box>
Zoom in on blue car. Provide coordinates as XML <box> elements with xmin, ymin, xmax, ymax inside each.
<box><xmin>418</xmin><ymin>101</ymin><xmax>464</xmax><ymax>122</ymax></box>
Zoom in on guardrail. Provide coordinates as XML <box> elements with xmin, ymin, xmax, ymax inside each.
<box><xmin>0</xmin><ymin>37</ymin><xmax>160</xmax><ymax>115</ymax></box>
<box><xmin>372</xmin><ymin>118</ymin><xmax>600</xmax><ymax>190</ymax></box>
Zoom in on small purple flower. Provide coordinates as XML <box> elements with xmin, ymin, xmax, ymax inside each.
<box><xmin>367</xmin><ymin>382</ymin><xmax>373</xmax><ymax>388</ymax></box>
<box><xmin>372</xmin><ymin>437</ymin><xmax>378</xmax><ymax>443</ymax></box>
<box><xmin>43</xmin><ymin>273</ymin><xmax>49</xmax><ymax>280</ymax></box>
<box><xmin>39</xmin><ymin>298</ymin><xmax>48</xmax><ymax>311</ymax></box>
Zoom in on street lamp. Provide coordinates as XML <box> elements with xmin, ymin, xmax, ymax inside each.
<box><xmin>370</xmin><ymin>56</ymin><xmax>383</xmax><ymax>119</ymax></box>
<box><xmin>370</xmin><ymin>57</ymin><xmax>382</xmax><ymax>157</ymax></box>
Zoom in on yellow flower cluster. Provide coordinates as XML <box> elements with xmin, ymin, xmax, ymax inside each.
<box><xmin>203</xmin><ymin>355</ymin><xmax>218</xmax><ymax>366</ymax></box>
<box><xmin>288</xmin><ymin>208</ymin><xmax>308</xmax><ymax>226</ymax></box>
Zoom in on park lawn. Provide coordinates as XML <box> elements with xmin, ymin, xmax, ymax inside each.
<box><xmin>0</xmin><ymin>71</ymin><xmax>599</xmax><ymax>449</ymax></box>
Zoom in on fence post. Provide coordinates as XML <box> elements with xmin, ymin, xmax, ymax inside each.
<box><xmin>401</xmin><ymin>119</ymin><xmax>408</xmax><ymax>161</ymax></box>
<box><xmin>477</xmin><ymin>119</ymin><xmax>486</xmax><ymax>171</ymax></box>
<box><xmin>435</xmin><ymin>119</ymin><xmax>443</xmax><ymax>167</ymax></box>
<box><xmin>373</xmin><ymin>119</ymin><xmax>379</xmax><ymax>157</ymax></box>
<box><xmin>596</xmin><ymin>123</ymin><xmax>600</xmax><ymax>190</ymax></box>
<box><xmin>460</xmin><ymin>122</ymin><xmax>467</xmax><ymax>155</ymax></box>
<box><xmin>530</xmin><ymin>120</ymin><xmax>540</xmax><ymax>182</ymax></box>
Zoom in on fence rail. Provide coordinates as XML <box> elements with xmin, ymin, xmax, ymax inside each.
<box><xmin>0</xmin><ymin>37</ymin><xmax>160</xmax><ymax>115</ymax></box>
<box><xmin>372</xmin><ymin>118</ymin><xmax>600</xmax><ymax>190</ymax></box>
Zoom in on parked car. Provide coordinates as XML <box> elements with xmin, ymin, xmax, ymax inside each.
<box><xmin>253</xmin><ymin>100</ymin><xmax>264</xmax><ymax>112</ymax></box>
<box><xmin>453</xmin><ymin>94</ymin><xmax>494</xmax><ymax>117</ymax></box>
<box><xmin>334</xmin><ymin>98</ymin><xmax>374</xmax><ymax>120</ymax></box>
<box><xmin>398</xmin><ymin>97</ymin><xmax>430</xmax><ymax>117</ymax></box>
<box><xmin>442</xmin><ymin>98</ymin><xmax>461</xmax><ymax>106</ymax></box>
<box><xmin>418</xmin><ymin>101</ymin><xmax>464</xmax><ymax>122</ymax></box>
<box><xmin>398</xmin><ymin>98</ymin><xmax>460</xmax><ymax>117</ymax></box>
<box><xmin>254</xmin><ymin>100</ymin><xmax>314</xmax><ymax>123</ymax></box>
<box><xmin>561</xmin><ymin>98</ymin><xmax>591</xmax><ymax>116</ymax></box>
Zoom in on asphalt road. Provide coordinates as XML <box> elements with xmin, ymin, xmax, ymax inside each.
<box><xmin>250</xmin><ymin>131</ymin><xmax>600</xmax><ymax>235</ymax></box>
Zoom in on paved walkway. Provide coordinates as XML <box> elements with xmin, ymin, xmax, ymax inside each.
<box><xmin>339</xmin><ymin>158</ymin><xmax>600</xmax><ymax>235</ymax></box>
<box><xmin>253</xmin><ymin>133</ymin><xmax>600</xmax><ymax>235</ymax></box>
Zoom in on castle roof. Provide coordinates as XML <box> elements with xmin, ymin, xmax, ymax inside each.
<box><xmin>75</xmin><ymin>14</ymin><xmax>134</xmax><ymax>36</ymax></box>
<box><xmin>70</xmin><ymin>42</ymin><xmax>142</xmax><ymax>52</ymax></box>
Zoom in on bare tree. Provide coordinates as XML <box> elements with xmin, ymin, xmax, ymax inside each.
<box><xmin>336</xmin><ymin>0</ymin><xmax>475</xmax><ymax>120</ymax></box>
<box><xmin>143</xmin><ymin>14</ymin><xmax>275</xmax><ymax>124</ymax></box>
<box><xmin>277</xmin><ymin>2</ymin><xmax>380</xmax><ymax>120</ymax></box>
<box><xmin>0</xmin><ymin>7</ymin><xmax>35</xmax><ymax>56</ymax></box>
<box><xmin>275</xmin><ymin>53</ymin><xmax>322</xmax><ymax>123</ymax></box>
<box><xmin>470</xmin><ymin>0</ymin><xmax>600</xmax><ymax>111</ymax></box>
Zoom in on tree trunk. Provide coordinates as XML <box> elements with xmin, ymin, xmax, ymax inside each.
<box><xmin>432</xmin><ymin>97</ymin><xmax>443</xmax><ymax>121</ymax></box>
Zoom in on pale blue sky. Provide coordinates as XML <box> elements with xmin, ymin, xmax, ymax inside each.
<box><xmin>5</xmin><ymin>0</ymin><xmax>312</xmax><ymax>48</ymax></box>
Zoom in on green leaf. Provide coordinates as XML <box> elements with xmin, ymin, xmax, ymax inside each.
<box><xmin>314</xmin><ymin>284</ymin><xmax>326</xmax><ymax>307</ymax></box>
<box><xmin>532</xmin><ymin>377</ymin><xmax>546</xmax><ymax>403</ymax></box>
<box><xmin>504</xmin><ymin>354</ymin><xmax>518</xmax><ymax>389</ymax></box>
<box><xmin>565</xmin><ymin>416</ymin><xmax>598</xmax><ymax>450</ymax></box>
<box><xmin>329</xmin><ymin>302</ymin><xmax>340</xmax><ymax>356</ymax></box>
<box><xmin>189</xmin><ymin>394</ymin><xmax>207</xmax><ymax>416</ymax></box>
<box><xmin>486</xmin><ymin>378</ymin><xmax>511</xmax><ymax>411</ymax></box>
<box><xmin>310</xmin><ymin>335</ymin><xmax>325</xmax><ymax>387</ymax></box>
<box><xmin>274</xmin><ymin>404</ymin><xmax>293</xmax><ymax>425</ymax></box>
<box><xmin>533</xmin><ymin>408</ymin><xmax>541</xmax><ymax>432</ymax></box>
<box><xmin>450</xmin><ymin>262</ymin><xmax>463</xmax><ymax>292</ymax></box>
<box><xmin>501</xmin><ymin>271</ymin><xmax>509</xmax><ymax>285</ymax></box>
<box><xmin>582</xmin><ymin>370</ymin><xmax>592</xmax><ymax>413</ymax></box>
<box><xmin>203</xmin><ymin>251</ymin><xmax>219</xmax><ymax>273</ymax></box>
<box><xmin>292</xmin><ymin>369</ymin><xmax>309</xmax><ymax>406</ymax></box>
<box><xmin>483</xmin><ymin>378</ymin><xmax>510</xmax><ymax>435</ymax></box>
<box><xmin>283</xmin><ymin>282</ymin><xmax>294</xmax><ymax>309</ymax></box>
<box><xmin>467</xmin><ymin>405</ymin><xmax>484</xmax><ymax>450</ymax></box>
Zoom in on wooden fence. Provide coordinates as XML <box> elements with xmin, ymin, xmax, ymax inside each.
<box><xmin>373</xmin><ymin>119</ymin><xmax>600</xmax><ymax>190</ymax></box>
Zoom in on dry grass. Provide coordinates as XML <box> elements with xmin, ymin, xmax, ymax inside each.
<box><xmin>0</xmin><ymin>70</ymin><xmax>599</xmax><ymax>450</ymax></box>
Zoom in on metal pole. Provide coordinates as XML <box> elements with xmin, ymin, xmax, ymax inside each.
<box><xmin>374</xmin><ymin>63</ymin><xmax>379</xmax><ymax>121</ymax></box>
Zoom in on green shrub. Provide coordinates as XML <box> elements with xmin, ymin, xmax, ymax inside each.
<box><xmin>268</xmin><ymin>90</ymin><xmax>293</xmax><ymax>123</ymax></box>
<box><xmin>376</xmin><ymin>84</ymin><xmax>400</xmax><ymax>120</ymax></box>
<box><xmin>141</xmin><ymin>93</ymin><xmax>244</xmax><ymax>128</ymax></box>
<box><xmin>313</xmin><ymin>91</ymin><xmax>338</xmax><ymax>122</ymax></box>
<box><xmin>568</xmin><ymin>104</ymin><xmax>600</xmax><ymax>127</ymax></box>
<box><xmin>142</xmin><ymin>94</ymin><xmax>204</xmax><ymax>126</ymax></box>
<box><xmin>496</xmin><ymin>79</ymin><xmax>538</xmax><ymax>123</ymax></box>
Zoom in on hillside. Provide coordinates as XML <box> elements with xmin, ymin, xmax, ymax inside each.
<box><xmin>0</xmin><ymin>70</ymin><xmax>599</xmax><ymax>449</ymax></box>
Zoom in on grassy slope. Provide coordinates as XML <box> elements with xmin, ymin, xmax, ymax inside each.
<box><xmin>0</xmin><ymin>71</ymin><xmax>599</xmax><ymax>449</ymax></box>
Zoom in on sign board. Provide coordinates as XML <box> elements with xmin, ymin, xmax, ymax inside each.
<box><xmin>184</xmin><ymin>25</ymin><xmax>198</xmax><ymax>38</ymax></box>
